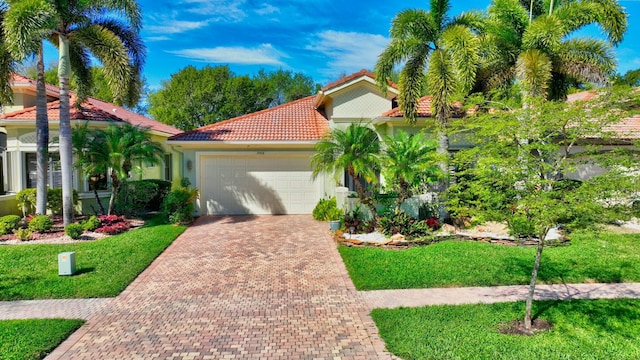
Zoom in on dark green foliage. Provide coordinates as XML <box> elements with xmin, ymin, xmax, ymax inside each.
<box><xmin>0</xmin><ymin>215</ymin><xmax>21</xmax><ymax>236</ymax></box>
<box><xmin>377</xmin><ymin>210</ymin><xmax>430</xmax><ymax>239</ymax></box>
<box><xmin>47</xmin><ymin>188</ymin><xmax>79</xmax><ymax>215</ymax></box>
<box><xmin>343</xmin><ymin>205</ymin><xmax>375</xmax><ymax>233</ymax></box>
<box><xmin>507</xmin><ymin>214</ymin><xmax>536</xmax><ymax>238</ymax></box>
<box><xmin>161</xmin><ymin>186</ymin><xmax>198</xmax><ymax>224</ymax></box>
<box><xmin>372</xmin><ymin>300</ymin><xmax>640</xmax><ymax>359</ymax></box>
<box><xmin>65</xmin><ymin>223</ymin><xmax>84</xmax><ymax>239</ymax></box>
<box><xmin>312</xmin><ymin>197</ymin><xmax>342</xmax><ymax>221</ymax></box>
<box><xmin>141</xmin><ymin>179</ymin><xmax>172</xmax><ymax>211</ymax></box>
<box><xmin>0</xmin><ymin>319</ymin><xmax>84</xmax><ymax>360</ymax></box>
<box><xmin>115</xmin><ymin>180</ymin><xmax>159</xmax><ymax>216</ymax></box>
<box><xmin>82</xmin><ymin>215</ymin><xmax>100</xmax><ymax>232</ymax></box>
<box><xmin>27</xmin><ymin>215</ymin><xmax>53</xmax><ymax>233</ymax></box>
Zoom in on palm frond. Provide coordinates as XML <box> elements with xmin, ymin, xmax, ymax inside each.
<box><xmin>556</xmin><ymin>38</ymin><xmax>615</xmax><ymax>85</ymax></box>
<box><xmin>516</xmin><ymin>48</ymin><xmax>552</xmax><ymax>99</ymax></box>
<box><xmin>426</xmin><ymin>49</ymin><xmax>456</xmax><ymax>125</ymax></box>
<box><xmin>442</xmin><ymin>25</ymin><xmax>480</xmax><ymax>95</ymax></box>
<box><xmin>430</xmin><ymin>0</ymin><xmax>451</xmax><ymax>30</ymax></box>
<box><xmin>84</xmin><ymin>0</ymin><xmax>142</xmax><ymax>31</ymax></box>
<box><xmin>3</xmin><ymin>0</ymin><xmax>56</xmax><ymax>59</ymax></box>
<box><xmin>68</xmin><ymin>42</ymin><xmax>92</xmax><ymax>103</ymax></box>
<box><xmin>398</xmin><ymin>46</ymin><xmax>430</xmax><ymax>124</ymax></box>
<box><xmin>488</xmin><ymin>0</ymin><xmax>530</xmax><ymax>37</ymax></box>
<box><xmin>521</xmin><ymin>15</ymin><xmax>563</xmax><ymax>53</ymax></box>
<box><xmin>450</xmin><ymin>10</ymin><xmax>486</xmax><ymax>33</ymax></box>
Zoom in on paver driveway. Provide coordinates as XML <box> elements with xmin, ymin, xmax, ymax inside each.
<box><xmin>47</xmin><ymin>216</ymin><xmax>393</xmax><ymax>359</ymax></box>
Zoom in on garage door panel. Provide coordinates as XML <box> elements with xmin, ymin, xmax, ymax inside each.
<box><xmin>200</xmin><ymin>155</ymin><xmax>322</xmax><ymax>215</ymax></box>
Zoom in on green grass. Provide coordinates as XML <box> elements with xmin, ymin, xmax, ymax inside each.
<box><xmin>0</xmin><ymin>218</ymin><xmax>186</xmax><ymax>300</ymax></box>
<box><xmin>0</xmin><ymin>319</ymin><xmax>84</xmax><ymax>360</ymax></box>
<box><xmin>372</xmin><ymin>299</ymin><xmax>640</xmax><ymax>360</ymax></box>
<box><xmin>340</xmin><ymin>231</ymin><xmax>640</xmax><ymax>290</ymax></box>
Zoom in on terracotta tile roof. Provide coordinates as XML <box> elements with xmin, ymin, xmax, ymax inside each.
<box><xmin>10</xmin><ymin>73</ymin><xmax>60</xmax><ymax>95</ymax></box>
<box><xmin>0</xmin><ymin>95</ymin><xmax>182</xmax><ymax>135</ymax></box>
<box><xmin>567</xmin><ymin>90</ymin><xmax>597</xmax><ymax>103</ymax></box>
<box><xmin>381</xmin><ymin>96</ymin><xmax>466</xmax><ymax>118</ymax></box>
<box><xmin>87</xmin><ymin>97</ymin><xmax>182</xmax><ymax>135</ymax></box>
<box><xmin>321</xmin><ymin>69</ymin><xmax>397</xmax><ymax>92</ymax></box>
<box><xmin>604</xmin><ymin>114</ymin><xmax>640</xmax><ymax>139</ymax></box>
<box><xmin>169</xmin><ymin>96</ymin><xmax>329</xmax><ymax>142</ymax></box>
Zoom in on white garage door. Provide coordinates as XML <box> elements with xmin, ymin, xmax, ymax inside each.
<box><xmin>199</xmin><ymin>154</ymin><xmax>323</xmax><ymax>215</ymax></box>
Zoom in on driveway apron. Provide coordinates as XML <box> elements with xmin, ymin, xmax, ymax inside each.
<box><xmin>47</xmin><ymin>215</ymin><xmax>392</xmax><ymax>359</ymax></box>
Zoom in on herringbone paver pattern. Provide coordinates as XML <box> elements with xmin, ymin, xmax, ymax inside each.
<box><xmin>45</xmin><ymin>216</ymin><xmax>394</xmax><ymax>359</ymax></box>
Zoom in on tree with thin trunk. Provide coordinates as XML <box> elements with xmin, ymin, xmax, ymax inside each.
<box><xmin>311</xmin><ymin>123</ymin><xmax>381</xmax><ymax>217</ymax></box>
<box><xmin>3</xmin><ymin>0</ymin><xmax>145</xmax><ymax>225</ymax></box>
<box><xmin>447</xmin><ymin>87</ymin><xmax>640</xmax><ymax>331</ymax></box>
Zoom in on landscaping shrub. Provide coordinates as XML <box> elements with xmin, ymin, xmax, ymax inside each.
<box><xmin>16</xmin><ymin>188</ymin><xmax>37</xmax><ymax>216</ymax></box>
<box><xmin>115</xmin><ymin>180</ymin><xmax>160</xmax><ymax>216</ymax></box>
<box><xmin>143</xmin><ymin>179</ymin><xmax>172</xmax><ymax>211</ymax></box>
<box><xmin>312</xmin><ymin>197</ymin><xmax>342</xmax><ymax>221</ymax></box>
<box><xmin>507</xmin><ymin>214</ymin><xmax>536</xmax><ymax>238</ymax></box>
<box><xmin>65</xmin><ymin>223</ymin><xmax>84</xmax><ymax>239</ymax></box>
<box><xmin>28</xmin><ymin>215</ymin><xmax>54</xmax><ymax>233</ymax></box>
<box><xmin>82</xmin><ymin>215</ymin><xmax>100</xmax><ymax>232</ymax></box>
<box><xmin>161</xmin><ymin>180</ymin><xmax>198</xmax><ymax>224</ymax></box>
<box><xmin>343</xmin><ymin>205</ymin><xmax>375</xmax><ymax>233</ymax></box>
<box><xmin>14</xmin><ymin>228</ymin><xmax>32</xmax><ymax>241</ymax></box>
<box><xmin>47</xmin><ymin>188</ymin><xmax>79</xmax><ymax>215</ymax></box>
<box><xmin>95</xmin><ymin>215</ymin><xmax>130</xmax><ymax>235</ymax></box>
<box><xmin>377</xmin><ymin>209</ymin><xmax>431</xmax><ymax>239</ymax></box>
<box><xmin>0</xmin><ymin>215</ymin><xmax>21</xmax><ymax>236</ymax></box>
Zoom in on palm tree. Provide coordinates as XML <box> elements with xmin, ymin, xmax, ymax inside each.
<box><xmin>311</xmin><ymin>123</ymin><xmax>381</xmax><ymax>217</ymax></box>
<box><xmin>482</xmin><ymin>0</ymin><xmax>627</xmax><ymax>101</ymax></box>
<box><xmin>2</xmin><ymin>1</ymin><xmax>51</xmax><ymax>215</ymax></box>
<box><xmin>3</xmin><ymin>0</ymin><xmax>145</xmax><ymax>225</ymax></box>
<box><xmin>73</xmin><ymin>122</ymin><xmax>163</xmax><ymax>215</ymax></box>
<box><xmin>374</xmin><ymin>0</ymin><xmax>483</xmax><ymax>181</ymax></box>
<box><xmin>381</xmin><ymin>130</ymin><xmax>441</xmax><ymax>207</ymax></box>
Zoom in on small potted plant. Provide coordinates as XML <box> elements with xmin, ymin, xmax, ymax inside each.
<box><xmin>328</xmin><ymin>207</ymin><xmax>343</xmax><ymax>232</ymax></box>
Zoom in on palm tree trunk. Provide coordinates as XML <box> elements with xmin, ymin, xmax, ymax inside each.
<box><xmin>35</xmin><ymin>43</ymin><xmax>49</xmax><ymax>215</ymax></box>
<box><xmin>58</xmin><ymin>35</ymin><xmax>74</xmax><ymax>226</ymax></box>
<box><xmin>349</xmin><ymin>166</ymin><xmax>377</xmax><ymax>219</ymax></box>
<box><xmin>524</xmin><ymin>231</ymin><xmax>547</xmax><ymax>330</ymax></box>
<box><xmin>108</xmin><ymin>170</ymin><xmax>119</xmax><ymax>215</ymax></box>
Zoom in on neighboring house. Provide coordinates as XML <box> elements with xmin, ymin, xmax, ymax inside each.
<box><xmin>168</xmin><ymin>69</ymin><xmax>466</xmax><ymax>216</ymax></box>
<box><xmin>0</xmin><ymin>74</ymin><xmax>182</xmax><ymax>216</ymax></box>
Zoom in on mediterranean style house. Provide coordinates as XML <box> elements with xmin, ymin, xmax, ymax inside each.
<box><xmin>167</xmin><ymin>69</ymin><xmax>471</xmax><ymax>216</ymax></box>
<box><xmin>0</xmin><ymin>74</ymin><xmax>182</xmax><ymax>216</ymax></box>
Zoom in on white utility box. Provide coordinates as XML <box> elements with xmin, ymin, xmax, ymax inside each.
<box><xmin>58</xmin><ymin>252</ymin><xmax>76</xmax><ymax>276</ymax></box>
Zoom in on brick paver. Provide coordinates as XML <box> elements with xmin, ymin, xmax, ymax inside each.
<box><xmin>44</xmin><ymin>216</ymin><xmax>395</xmax><ymax>360</ymax></box>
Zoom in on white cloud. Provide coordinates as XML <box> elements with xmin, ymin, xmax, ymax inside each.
<box><xmin>146</xmin><ymin>19</ymin><xmax>209</xmax><ymax>34</ymax></box>
<box><xmin>182</xmin><ymin>0</ymin><xmax>247</xmax><ymax>21</ymax></box>
<box><xmin>167</xmin><ymin>44</ymin><xmax>286</xmax><ymax>66</ymax></box>
<box><xmin>309</xmin><ymin>30</ymin><xmax>389</xmax><ymax>76</ymax></box>
<box><xmin>255</xmin><ymin>4</ymin><xmax>279</xmax><ymax>15</ymax></box>
<box><xmin>146</xmin><ymin>36</ymin><xmax>171</xmax><ymax>41</ymax></box>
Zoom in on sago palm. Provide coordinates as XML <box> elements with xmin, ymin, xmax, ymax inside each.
<box><xmin>381</xmin><ymin>130</ymin><xmax>441</xmax><ymax>207</ymax></box>
<box><xmin>311</xmin><ymin>123</ymin><xmax>381</xmax><ymax>216</ymax></box>
<box><xmin>4</xmin><ymin>0</ymin><xmax>145</xmax><ymax>225</ymax></box>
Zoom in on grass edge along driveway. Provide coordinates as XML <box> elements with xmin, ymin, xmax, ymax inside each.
<box><xmin>0</xmin><ymin>218</ymin><xmax>187</xmax><ymax>301</ymax></box>
<box><xmin>0</xmin><ymin>319</ymin><xmax>84</xmax><ymax>360</ymax></box>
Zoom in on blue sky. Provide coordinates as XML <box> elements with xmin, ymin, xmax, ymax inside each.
<box><xmin>128</xmin><ymin>0</ymin><xmax>640</xmax><ymax>89</ymax></box>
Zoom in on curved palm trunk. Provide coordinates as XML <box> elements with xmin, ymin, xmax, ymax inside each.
<box><xmin>349</xmin><ymin>165</ymin><xmax>377</xmax><ymax>220</ymax></box>
<box><xmin>35</xmin><ymin>43</ymin><xmax>49</xmax><ymax>215</ymax></box>
<box><xmin>58</xmin><ymin>35</ymin><xmax>74</xmax><ymax>226</ymax></box>
<box><xmin>108</xmin><ymin>170</ymin><xmax>119</xmax><ymax>215</ymax></box>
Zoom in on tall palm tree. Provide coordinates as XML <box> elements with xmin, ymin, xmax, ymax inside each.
<box><xmin>374</xmin><ymin>0</ymin><xmax>483</xmax><ymax>179</ymax></box>
<box><xmin>311</xmin><ymin>123</ymin><xmax>381</xmax><ymax>217</ymax></box>
<box><xmin>381</xmin><ymin>130</ymin><xmax>440</xmax><ymax>207</ymax></box>
<box><xmin>483</xmin><ymin>0</ymin><xmax>627</xmax><ymax>101</ymax></box>
<box><xmin>73</xmin><ymin>122</ymin><xmax>163</xmax><ymax>215</ymax></box>
<box><xmin>2</xmin><ymin>1</ymin><xmax>51</xmax><ymax>215</ymax></box>
<box><xmin>4</xmin><ymin>0</ymin><xmax>145</xmax><ymax>225</ymax></box>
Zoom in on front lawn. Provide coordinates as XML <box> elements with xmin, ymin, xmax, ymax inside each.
<box><xmin>0</xmin><ymin>218</ymin><xmax>186</xmax><ymax>300</ymax></box>
<box><xmin>0</xmin><ymin>319</ymin><xmax>84</xmax><ymax>360</ymax></box>
<box><xmin>372</xmin><ymin>299</ymin><xmax>640</xmax><ymax>360</ymax></box>
<box><xmin>340</xmin><ymin>231</ymin><xmax>640</xmax><ymax>290</ymax></box>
